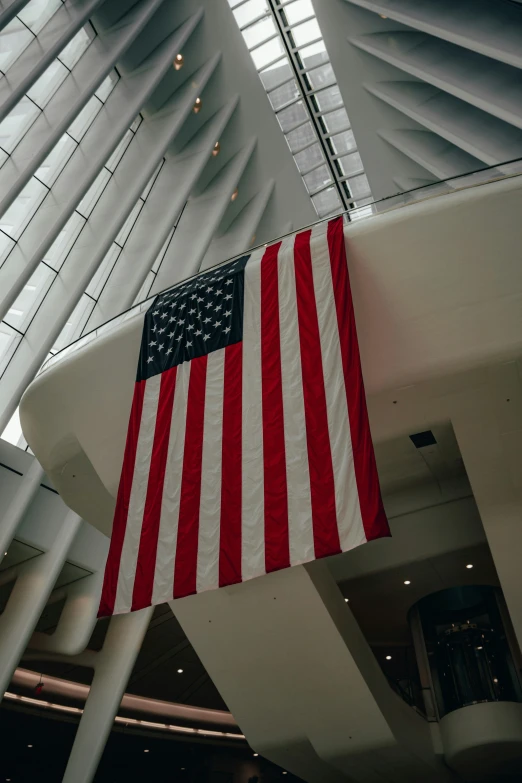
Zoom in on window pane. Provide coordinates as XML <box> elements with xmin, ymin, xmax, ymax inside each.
<box><xmin>306</xmin><ymin>63</ymin><xmax>335</xmax><ymax>90</ymax></box>
<box><xmin>67</xmin><ymin>95</ymin><xmax>103</xmax><ymax>142</ymax></box>
<box><xmin>314</xmin><ymin>85</ymin><xmax>343</xmax><ymax>114</ymax></box>
<box><xmin>277</xmin><ymin>100</ymin><xmax>308</xmax><ymax>133</ymax></box>
<box><xmin>294</xmin><ymin>142</ymin><xmax>324</xmax><ymax>172</ymax></box>
<box><xmin>1</xmin><ymin>406</ymin><xmax>26</xmax><ymax>448</ymax></box>
<box><xmin>243</xmin><ymin>15</ymin><xmax>276</xmax><ymax>48</ymax></box>
<box><xmin>233</xmin><ymin>0</ymin><xmax>269</xmax><ymax>28</ymax></box>
<box><xmin>250</xmin><ymin>36</ymin><xmax>285</xmax><ymax>70</ymax></box>
<box><xmin>27</xmin><ymin>59</ymin><xmax>69</xmax><ymax>107</ymax></box>
<box><xmin>339</xmin><ymin>151</ymin><xmax>363</xmax><ymax>176</ymax></box>
<box><xmin>105</xmin><ymin>130</ymin><xmax>133</xmax><ymax>173</ymax></box>
<box><xmin>330</xmin><ymin>129</ymin><xmax>356</xmax><ymax>155</ymax></box>
<box><xmin>18</xmin><ymin>0</ymin><xmax>61</xmax><ymax>34</ymax></box>
<box><xmin>5</xmin><ymin>263</ymin><xmax>55</xmax><ymax>332</ymax></box>
<box><xmin>303</xmin><ymin>164</ymin><xmax>331</xmax><ymax>194</ymax></box>
<box><xmin>0</xmin><ymin>18</ymin><xmax>34</xmax><ymax>73</ymax></box>
<box><xmin>0</xmin><ymin>231</ymin><xmax>16</xmax><ymax>268</ymax></box>
<box><xmin>58</xmin><ymin>25</ymin><xmax>94</xmax><ymax>70</ymax></box>
<box><xmin>268</xmin><ymin>79</ymin><xmax>300</xmax><ymax>111</ymax></box>
<box><xmin>311</xmin><ymin>185</ymin><xmax>341</xmax><ymax>217</ymax></box>
<box><xmin>286</xmin><ymin>121</ymin><xmax>316</xmax><ymax>153</ymax></box>
<box><xmin>291</xmin><ymin>18</ymin><xmax>321</xmax><ymax>47</ymax></box>
<box><xmin>76</xmin><ymin>168</ymin><xmax>111</xmax><ymax>218</ymax></box>
<box><xmin>347</xmin><ymin>173</ymin><xmax>371</xmax><ymax>199</ymax></box>
<box><xmin>0</xmin><ymin>321</ymin><xmax>21</xmax><ymax>377</ymax></box>
<box><xmin>0</xmin><ymin>97</ymin><xmax>40</xmax><ymax>154</ymax></box>
<box><xmin>86</xmin><ymin>244</ymin><xmax>121</xmax><ymax>299</ymax></box>
<box><xmin>43</xmin><ymin>212</ymin><xmax>85</xmax><ymax>270</ymax></box>
<box><xmin>322</xmin><ymin>108</ymin><xmax>349</xmax><ymax>134</ymax></box>
<box><xmin>299</xmin><ymin>40</ymin><xmax>328</xmax><ymax>69</ymax></box>
<box><xmin>95</xmin><ymin>71</ymin><xmax>119</xmax><ymax>103</ymax></box>
<box><xmin>0</xmin><ymin>178</ymin><xmax>48</xmax><ymax>239</ymax></box>
<box><xmin>35</xmin><ymin>133</ymin><xmax>77</xmax><ymax>186</ymax></box>
<box><xmin>284</xmin><ymin>0</ymin><xmax>314</xmax><ymax>25</ymax></box>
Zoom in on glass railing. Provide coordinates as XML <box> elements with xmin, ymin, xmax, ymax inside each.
<box><xmin>38</xmin><ymin>156</ymin><xmax>522</xmax><ymax>378</ymax></box>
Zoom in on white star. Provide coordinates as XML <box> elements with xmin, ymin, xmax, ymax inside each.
<box><xmin>152</xmin><ymin>325</ymin><xmax>157</xmax><ymax>332</ymax></box>
<box><xmin>178</xmin><ymin>319</ymin><xmax>185</xmax><ymax>325</ymax></box>
<box><xmin>149</xmin><ymin>341</ymin><xmax>157</xmax><ymax>347</ymax></box>
<box><xmin>176</xmin><ymin>335</ymin><xmax>183</xmax><ymax>342</ymax></box>
<box><xmin>169</xmin><ymin>316</ymin><xmax>176</xmax><ymax>323</ymax></box>
<box><xmin>153</xmin><ymin>310</ymin><xmax>159</xmax><ymax>315</ymax></box>
<box><xmin>203</xmin><ymin>317</ymin><xmax>211</xmax><ymax>324</ymax></box>
<box><xmin>197</xmin><ymin>296</ymin><xmax>204</xmax><ymax>303</ymax></box>
<box><xmin>186</xmin><ymin>341</ymin><xmax>192</xmax><ymax>348</ymax></box>
<box><xmin>215</xmin><ymin>304</ymin><xmax>222</xmax><ymax>311</ymax></box>
<box><xmin>189</xmin><ymin>308</ymin><xmax>196</xmax><ymax>315</ymax></box>
<box><xmin>166</xmin><ymin>347</ymin><xmax>173</xmax><ymax>354</ymax></box>
<box><xmin>168</xmin><ymin>331</ymin><xmax>175</xmax><ymax>338</ymax></box>
<box><xmin>214</xmin><ymin>320</ymin><xmax>221</xmax><ymax>327</ymax></box>
<box><xmin>224</xmin><ymin>326</ymin><xmax>231</xmax><ymax>334</ymax></box>
<box><xmin>205</xmin><ymin>301</ymin><xmax>213</xmax><ymax>308</ymax></box>
<box><xmin>225</xmin><ymin>279</ymin><xmax>233</xmax><ymax>286</ymax></box>
<box><xmin>158</xmin><ymin>327</ymin><xmax>165</xmax><ymax>334</ymax></box>
<box><xmin>147</xmin><ymin>356</ymin><xmax>154</xmax><ymax>363</ymax></box>
<box><xmin>158</xmin><ymin>344</ymin><xmax>164</xmax><ymax>350</ymax></box>
<box><xmin>206</xmin><ymin>286</ymin><xmax>213</xmax><ymax>293</ymax></box>
<box><xmin>190</xmin><ymin>294</ymin><xmax>197</xmax><ymax>300</ymax></box>
<box><xmin>203</xmin><ymin>333</ymin><xmax>210</xmax><ymax>341</ymax></box>
<box><xmin>224</xmin><ymin>310</ymin><xmax>231</xmax><ymax>317</ymax></box>
<box><xmin>179</xmin><ymin>302</ymin><xmax>186</xmax><ymax>310</ymax></box>
<box><xmin>187</xmin><ymin>324</ymin><xmax>194</xmax><ymax>331</ymax></box>
<box><xmin>195</xmin><ymin>329</ymin><xmax>202</xmax><ymax>336</ymax></box>
<box><xmin>160</xmin><ymin>311</ymin><xmax>168</xmax><ymax>319</ymax></box>
<box><xmin>215</xmin><ymin>289</ymin><xmax>223</xmax><ymax>296</ymax></box>
<box><xmin>225</xmin><ymin>293</ymin><xmax>232</xmax><ymax>300</ymax></box>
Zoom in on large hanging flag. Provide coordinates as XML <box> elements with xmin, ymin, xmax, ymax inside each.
<box><xmin>98</xmin><ymin>216</ymin><xmax>389</xmax><ymax>617</ymax></box>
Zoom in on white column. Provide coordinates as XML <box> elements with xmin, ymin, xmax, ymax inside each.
<box><xmin>0</xmin><ymin>509</ymin><xmax>81</xmax><ymax>698</ymax></box>
<box><xmin>62</xmin><ymin>606</ymin><xmax>153</xmax><ymax>783</ymax></box>
<box><xmin>0</xmin><ymin>458</ymin><xmax>44</xmax><ymax>565</ymax></box>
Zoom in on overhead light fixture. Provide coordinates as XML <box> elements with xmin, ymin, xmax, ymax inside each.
<box><xmin>380</xmin><ymin>14</ymin><xmax>388</xmax><ymax>18</ymax></box>
<box><xmin>466</xmin><ymin>564</ymin><xmax>473</xmax><ymax>569</ymax></box>
<box><xmin>230</xmin><ymin>188</ymin><xmax>238</xmax><ymax>202</ymax></box>
<box><xmin>253</xmin><ymin>753</ymin><xmax>259</xmax><ymax>757</ymax></box>
<box><xmin>3</xmin><ymin>552</ymin><xmax>7</xmax><ymax>556</ymax></box>
<box><xmin>385</xmin><ymin>655</ymin><xmax>392</xmax><ymax>660</ymax></box>
<box><xmin>27</xmin><ymin>744</ymin><xmax>33</xmax><ymax>748</ymax></box>
<box><xmin>404</xmin><ymin>580</ymin><xmax>411</xmax><ymax>585</ymax></box>
<box><xmin>344</xmin><ymin>598</ymin><xmax>349</xmax><ymax>603</ymax></box>
<box><xmin>177</xmin><ymin>668</ymin><xmax>183</xmax><ymax>674</ymax></box>
<box><xmin>476</xmin><ymin>646</ymin><xmax>483</xmax><ymax>651</ymax></box>
<box><xmin>212</xmin><ymin>141</ymin><xmax>220</xmax><ymax>157</ymax></box>
<box><xmin>144</xmin><ymin>749</ymin><xmax>150</xmax><ymax>753</ymax></box>
<box><xmin>493</xmin><ymin>678</ymin><xmax>498</xmax><ymax>683</ymax></box>
<box><xmin>174</xmin><ymin>53</ymin><xmax>184</xmax><ymax>70</ymax></box>
<box><xmin>193</xmin><ymin>97</ymin><xmax>202</xmax><ymax>114</ymax></box>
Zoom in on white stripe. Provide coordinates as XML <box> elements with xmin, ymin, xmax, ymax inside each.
<box><xmin>151</xmin><ymin>362</ymin><xmax>190</xmax><ymax>606</ymax></box>
<box><xmin>277</xmin><ymin>236</ymin><xmax>315</xmax><ymax>565</ymax></box>
<box><xmin>241</xmin><ymin>247</ymin><xmax>266</xmax><ymax>581</ymax></box>
<box><xmin>114</xmin><ymin>374</ymin><xmax>162</xmax><ymax>614</ymax></box>
<box><xmin>309</xmin><ymin>223</ymin><xmax>366</xmax><ymax>552</ymax></box>
<box><xmin>196</xmin><ymin>348</ymin><xmax>225</xmax><ymax>593</ymax></box>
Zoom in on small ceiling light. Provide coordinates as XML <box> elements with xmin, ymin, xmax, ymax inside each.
<box><xmin>253</xmin><ymin>753</ymin><xmax>259</xmax><ymax>757</ymax></box>
<box><xmin>385</xmin><ymin>655</ymin><xmax>392</xmax><ymax>660</ymax></box>
<box><xmin>380</xmin><ymin>14</ymin><xmax>388</xmax><ymax>18</ymax></box>
<box><xmin>344</xmin><ymin>598</ymin><xmax>349</xmax><ymax>603</ymax></box>
<box><xmin>174</xmin><ymin>53</ymin><xmax>184</xmax><ymax>70</ymax></box>
<box><xmin>144</xmin><ymin>749</ymin><xmax>150</xmax><ymax>753</ymax></box>
<box><xmin>212</xmin><ymin>141</ymin><xmax>220</xmax><ymax>157</ymax></box>
<box><xmin>27</xmin><ymin>744</ymin><xmax>33</xmax><ymax>748</ymax></box>
<box><xmin>230</xmin><ymin>188</ymin><xmax>238</xmax><ymax>202</ymax></box>
<box><xmin>177</xmin><ymin>668</ymin><xmax>183</xmax><ymax>674</ymax></box>
<box><xmin>193</xmin><ymin>97</ymin><xmax>202</xmax><ymax>114</ymax></box>
<box><xmin>494</xmin><ymin>678</ymin><xmax>498</xmax><ymax>683</ymax></box>
<box><xmin>3</xmin><ymin>552</ymin><xmax>7</xmax><ymax>556</ymax></box>
<box><xmin>404</xmin><ymin>580</ymin><xmax>411</xmax><ymax>585</ymax></box>
<box><xmin>466</xmin><ymin>564</ymin><xmax>473</xmax><ymax>569</ymax></box>
<box><xmin>476</xmin><ymin>646</ymin><xmax>483</xmax><ymax>650</ymax></box>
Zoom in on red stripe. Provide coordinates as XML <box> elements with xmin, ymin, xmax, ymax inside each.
<box><xmin>327</xmin><ymin>217</ymin><xmax>389</xmax><ymax>541</ymax></box>
<box><xmin>131</xmin><ymin>366</ymin><xmax>177</xmax><ymax>611</ymax></box>
<box><xmin>98</xmin><ymin>380</ymin><xmax>146</xmax><ymax>617</ymax></box>
<box><xmin>294</xmin><ymin>229</ymin><xmax>341</xmax><ymax>559</ymax></box>
<box><xmin>219</xmin><ymin>342</ymin><xmax>243</xmax><ymax>587</ymax></box>
<box><xmin>173</xmin><ymin>355</ymin><xmax>208</xmax><ymax>598</ymax></box>
<box><xmin>261</xmin><ymin>241</ymin><xmax>290</xmax><ymax>573</ymax></box>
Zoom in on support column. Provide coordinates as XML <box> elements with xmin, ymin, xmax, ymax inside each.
<box><xmin>62</xmin><ymin>606</ymin><xmax>153</xmax><ymax>783</ymax></box>
<box><xmin>0</xmin><ymin>509</ymin><xmax>81</xmax><ymax>698</ymax></box>
<box><xmin>0</xmin><ymin>457</ymin><xmax>44</xmax><ymax>565</ymax></box>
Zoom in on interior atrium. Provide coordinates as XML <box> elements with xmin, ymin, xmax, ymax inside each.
<box><xmin>1</xmin><ymin>0</ymin><xmax>522</xmax><ymax>781</ymax></box>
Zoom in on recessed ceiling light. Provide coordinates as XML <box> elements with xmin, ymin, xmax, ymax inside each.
<box><xmin>385</xmin><ymin>655</ymin><xmax>392</xmax><ymax>660</ymax></box>
<box><xmin>466</xmin><ymin>564</ymin><xmax>473</xmax><ymax>569</ymax></box>
<box><xmin>4</xmin><ymin>552</ymin><xmax>7</xmax><ymax>556</ymax></box>
<box><xmin>476</xmin><ymin>646</ymin><xmax>483</xmax><ymax>650</ymax></box>
<box><xmin>212</xmin><ymin>141</ymin><xmax>220</xmax><ymax>157</ymax></box>
<box><xmin>193</xmin><ymin>97</ymin><xmax>202</xmax><ymax>114</ymax></box>
<box><xmin>344</xmin><ymin>598</ymin><xmax>349</xmax><ymax>603</ymax></box>
<box><xmin>404</xmin><ymin>580</ymin><xmax>411</xmax><ymax>585</ymax></box>
<box><xmin>493</xmin><ymin>678</ymin><xmax>498</xmax><ymax>683</ymax></box>
<box><xmin>230</xmin><ymin>188</ymin><xmax>239</xmax><ymax>202</ymax></box>
<box><xmin>174</xmin><ymin>53</ymin><xmax>184</xmax><ymax>70</ymax></box>
<box><xmin>144</xmin><ymin>749</ymin><xmax>149</xmax><ymax>753</ymax></box>
<box><xmin>177</xmin><ymin>668</ymin><xmax>183</xmax><ymax>674</ymax></box>
<box><xmin>27</xmin><ymin>744</ymin><xmax>33</xmax><ymax>748</ymax></box>
<box><xmin>253</xmin><ymin>753</ymin><xmax>259</xmax><ymax>757</ymax></box>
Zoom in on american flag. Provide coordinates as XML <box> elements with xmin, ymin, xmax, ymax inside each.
<box><xmin>98</xmin><ymin>217</ymin><xmax>389</xmax><ymax>617</ymax></box>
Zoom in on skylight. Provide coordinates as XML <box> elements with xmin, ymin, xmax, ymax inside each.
<box><xmin>228</xmin><ymin>0</ymin><xmax>373</xmax><ymax>218</ymax></box>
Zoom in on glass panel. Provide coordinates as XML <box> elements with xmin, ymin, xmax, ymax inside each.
<box><xmin>105</xmin><ymin>130</ymin><xmax>133</xmax><ymax>173</ymax></box>
<box><xmin>303</xmin><ymin>164</ymin><xmax>331</xmax><ymax>194</ymax></box>
<box><xmin>277</xmin><ymin>100</ymin><xmax>308</xmax><ymax>132</ymax></box>
<box><xmin>347</xmin><ymin>173</ymin><xmax>371</xmax><ymax>199</ymax></box>
<box><xmin>0</xmin><ymin>149</ymin><xmax>7</xmax><ymax>167</ymax></box>
<box><xmin>339</xmin><ymin>151</ymin><xmax>364</xmax><ymax>176</ymax></box>
<box><xmin>233</xmin><ymin>0</ymin><xmax>269</xmax><ymax>28</ymax></box>
<box><xmin>53</xmin><ymin>294</ymin><xmax>95</xmax><ymax>352</ymax></box>
<box><xmin>35</xmin><ymin>133</ymin><xmax>77</xmax><ymax>186</ymax></box>
<box><xmin>314</xmin><ymin>85</ymin><xmax>343</xmax><ymax>113</ymax></box>
<box><xmin>95</xmin><ymin>71</ymin><xmax>119</xmax><ymax>103</ymax></box>
<box><xmin>299</xmin><ymin>40</ymin><xmax>328</xmax><ymax>70</ymax></box>
<box><xmin>250</xmin><ymin>36</ymin><xmax>285</xmax><ymax>70</ymax></box>
<box><xmin>0</xmin><ymin>97</ymin><xmax>40</xmax><ymax>154</ymax></box>
<box><xmin>27</xmin><ymin>59</ymin><xmax>69</xmax><ymax>107</ymax></box>
<box><xmin>268</xmin><ymin>79</ymin><xmax>300</xmax><ymax>111</ymax></box>
<box><xmin>294</xmin><ymin>142</ymin><xmax>324</xmax><ymax>172</ymax></box>
<box><xmin>322</xmin><ymin>107</ymin><xmax>349</xmax><ymax>134</ymax></box>
<box><xmin>0</xmin><ymin>178</ymin><xmax>48</xmax><ymax>239</ymax></box>
<box><xmin>67</xmin><ymin>95</ymin><xmax>103</xmax><ymax>142</ymax></box>
<box><xmin>330</xmin><ymin>129</ymin><xmax>356</xmax><ymax>156</ymax></box>
<box><xmin>5</xmin><ymin>263</ymin><xmax>55</xmax><ymax>332</ymax></box>
<box><xmin>76</xmin><ymin>168</ymin><xmax>111</xmax><ymax>217</ymax></box>
<box><xmin>18</xmin><ymin>0</ymin><xmax>62</xmax><ymax>34</ymax></box>
<box><xmin>0</xmin><ymin>18</ymin><xmax>34</xmax><ymax>73</ymax></box>
<box><xmin>311</xmin><ymin>185</ymin><xmax>341</xmax><ymax>217</ymax></box>
<box><xmin>115</xmin><ymin>200</ymin><xmax>143</xmax><ymax>247</ymax></box>
<box><xmin>286</xmin><ymin>120</ymin><xmax>316</xmax><ymax>153</ymax></box>
<box><xmin>86</xmin><ymin>243</ymin><xmax>121</xmax><ymax>299</ymax></box>
<box><xmin>243</xmin><ymin>15</ymin><xmax>276</xmax><ymax>48</ymax></box>
<box><xmin>284</xmin><ymin>0</ymin><xmax>314</xmax><ymax>25</ymax></box>
<box><xmin>141</xmin><ymin>159</ymin><xmax>163</xmax><ymax>200</ymax></box>
<box><xmin>291</xmin><ymin>18</ymin><xmax>321</xmax><ymax>47</ymax></box>
<box><xmin>58</xmin><ymin>25</ymin><xmax>94</xmax><ymax>70</ymax></box>
<box><xmin>306</xmin><ymin>62</ymin><xmax>335</xmax><ymax>90</ymax></box>
<box><xmin>43</xmin><ymin>212</ymin><xmax>86</xmax><ymax>270</ymax></box>
<box><xmin>0</xmin><ymin>321</ymin><xmax>21</xmax><ymax>377</ymax></box>
<box><xmin>0</xmin><ymin>231</ymin><xmax>16</xmax><ymax>267</ymax></box>
<box><xmin>260</xmin><ymin>60</ymin><xmax>292</xmax><ymax>92</ymax></box>
<box><xmin>130</xmin><ymin>115</ymin><xmax>142</xmax><ymax>134</ymax></box>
